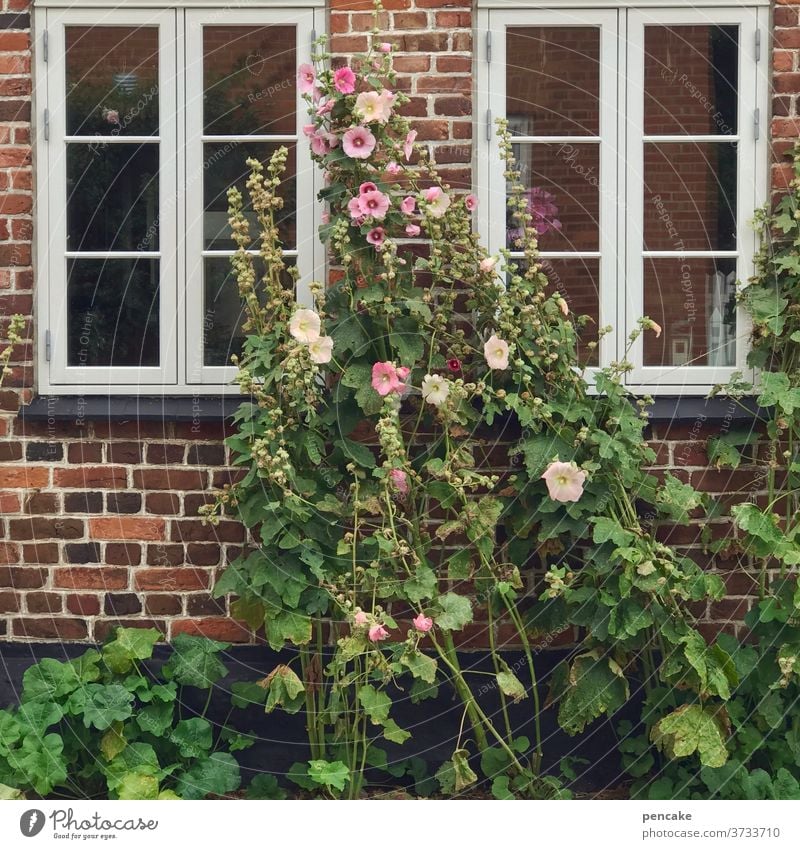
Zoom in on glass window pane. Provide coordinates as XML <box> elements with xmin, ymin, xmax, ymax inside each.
<box><xmin>203</xmin><ymin>142</ymin><xmax>297</xmax><ymax>250</ymax></box>
<box><xmin>643</xmin><ymin>142</ymin><xmax>737</xmax><ymax>252</ymax></box>
<box><xmin>643</xmin><ymin>257</ymin><xmax>736</xmax><ymax>368</ymax></box>
<box><xmin>506</xmin><ymin>26</ymin><xmax>600</xmax><ymax>137</ymax></box>
<box><xmin>67</xmin><ymin>258</ymin><xmax>160</xmax><ymax>367</ymax></box>
<box><xmin>644</xmin><ymin>25</ymin><xmax>738</xmax><ymax>136</ymax></box>
<box><xmin>66</xmin><ymin>26</ymin><xmax>159</xmax><ymax>136</ymax></box>
<box><xmin>509</xmin><ymin>142</ymin><xmax>599</xmax><ymax>252</ymax></box>
<box><xmin>203</xmin><ymin>256</ymin><xmax>295</xmax><ymax>366</ymax></box>
<box><xmin>67</xmin><ymin>143</ymin><xmax>159</xmax><ymax>251</ymax></box>
<box><xmin>203</xmin><ymin>26</ymin><xmax>296</xmax><ymax>136</ymax></box>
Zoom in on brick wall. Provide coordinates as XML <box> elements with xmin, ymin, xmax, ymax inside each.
<box><xmin>0</xmin><ymin>0</ymin><xmax>790</xmax><ymax>645</ymax></box>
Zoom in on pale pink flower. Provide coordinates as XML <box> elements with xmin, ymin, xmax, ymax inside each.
<box><xmin>396</xmin><ymin>366</ymin><xmax>411</xmax><ymax>381</ymax></box>
<box><xmin>557</xmin><ymin>297</ymin><xmax>569</xmax><ymax>317</ymax></box>
<box><xmin>379</xmin><ymin>42</ymin><xmax>392</xmax><ymax>53</ymax></box>
<box><xmin>480</xmin><ymin>256</ymin><xmax>497</xmax><ymax>274</ymax></box>
<box><xmin>342</xmin><ymin>126</ymin><xmax>376</xmax><ymax>159</ymax></box>
<box><xmin>421</xmin><ymin>374</ymin><xmax>449</xmax><ymax>407</ymax></box>
<box><xmin>310</xmin><ymin>130</ymin><xmax>337</xmax><ymax>157</ymax></box>
<box><xmin>484</xmin><ymin>334</ymin><xmax>510</xmax><ymax>370</ymax></box>
<box><xmin>316</xmin><ymin>99</ymin><xmax>334</xmax><ymax>117</ymax></box>
<box><xmin>369</xmin><ymin>623</ymin><xmax>390</xmax><ymax>642</ymax></box>
<box><xmin>308</xmin><ymin>335</ymin><xmax>333</xmax><ymax>364</ymax></box>
<box><xmin>355</xmin><ymin>90</ymin><xmax>392</xmax><ymax>124</ymax></box>
<box><xmin>366</xmin><ymin>227</ymin><xmax>386</xmax><ymax>249</ymax></box>
<box><xmin>405</xmin><ymin>224</ymin><xmax>421</xmax><ymax>237</ymax></box>
<box><xmin>354</xmin><ymin>610</ymin><xmax>368</xmax><ymax>626</ymax></box>
<box><xmin>333</xmin><ymin>66</ymin><xmax>356</xmax><ymax>94</ymax></box>
<box><xmin>359</xmin><ymin>181</ymin><xmax>378</xmax><ymax>195</ymax></box>
<box><xmin>372</xmin><ymin>362</ymin><xmax>405</xmax><ymax>396</ymax></box>
<box><xmin>424</xmin><ymin>186</ymin><xmax>450</xmax><ymax>218</ymax></box>
<box><xmin>386</xmin><ymin>161</ymin><xmax>402</xmax><ymax>176</ymax></box>
<box><xmin>413</xmin><ymin>613</ymin><xmax>433</xmax><ymax>633</ymax></box>
<box><xmin>464</xmin><ymin>194</ymin><xmax>478</xmax><ymax>212</ymax></box>
<box><xmin>297</xmin><ymin>63</ymin><xmax>317</xmax><ymax>95</ymax></box>
<box><xmin>347</xmin><ymin>196</ymin><xmax>365</xmax><ymax>222</ymax></box>
<box><xmin>289</xmin><ymin>309</ymin><xmax>321</xmax><ymax>344</ymax></box>
<box><xmin>390</xmin><ymin>468</ymin><xmax>410</xmax><ymax>496</ymax></box>
<box><xmin>541</xmin><ymin>461</ymin><xmax>587</xmax><ymax>503</ymax></box>
<box><xmin>358</xmin><ymin>189</ymin><xmax>390</xmax><ymax>220</ymax></box>
<box><xmin>650</xmin><ymin>320</ymin><xmax>662</xmax><ymax>338</ymax></box>
<box><xmin>302</xmin><ymin>124</ymin><xmax>316</xmax><ymax>138</ymax></box>
<box><xmin>403</xmin><ymin>129</ymin><xmax>417</xmax><ymax>161</ymax></box>
<box><xmin>400</xmin><ymin>196</ymin><xmax>416</xmax><ymax>215</ymax></box>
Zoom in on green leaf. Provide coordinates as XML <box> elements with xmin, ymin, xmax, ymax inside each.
<box><xmin>175</xmin><ymin>752</ymin><xmax>241</xmax><ymax>800</ymax></box>
<box><xmin>651</xmin><ymin>704</ymin><xmax>729</xmax><ymax>768</ymax></box>
<box><xmin>100</xmin><ymin>721</ymin><xmax>127</xmax><ymax>762</ymax></box>
<box><xmin>436</xmin><ymin>592</ymin><xmax>473</xmax><ymax>631</ymax></box>
<box><xmin>308</xmin><ymin>759</ymin><xmax>349</xmax><ymax>793</ymax></box>
<box><xmin>358</xmin><ymin>684</ymin><xmax>391</xmax><ymax>724</ymax></box>
<box><xmin>170</xmin><ymin>718</ymin><xmax>214</xmax><ymax>759</ymax></box>
<box><xmin>339</xmin><ymin>438</ymin><xmax>376</xmax><ymax>469</ymax></box>
<box><xmin>68</xmin><ymin>684</ymin><xmax>134</xmax><ymax>731</ymax></box>
<box><xmin>401</xmin><ymin>649</ymin><xmax>437</xmax><ymax>684</ymax></box>
<box><xmin>403</xmin><ymin>565</ymin><xmax>437</xmax><ymax>603</ymax></box>
<box><xmin>136</xmin><ymin>702</ymin><xmax>175</xmax><ymax>737</ymax></box>
<box><xmin>263</xmin><ymin>608</ymin><xmax>312</xmax><ymax>652</ymax></box>
<box><xmin>16</xmin><ymin>700</ymin><xmax>63</xmax><ymax>735</ymax></box>
<box><xmin>496</xmin><ymin>670</ymin><xmax>527</xmax><ymax>703</ymax></box>
<box><xmin>117</xmin><ymin>770</ymin><xmax>160</xmax><ymax>800</ymax></box>
<box><xmin>382</xmin><ymin>718</ymin><xmax>411</xmax><ymax>745</ymax></box>
<box><xmin>0</xmin><ymin>783</ymin><xmax>24</xmax><ymax>800</ymax></box>
<box><xmin>556</xmin><ymin>652</ymin><xmax>629</xmax><ymax>735</ymax></box>
<box><xmin>246</xmin><ymin>774</ymin><xmax>288</xmax><ymax>800</ymax></box>
<box><xmin>264</xmin><ymin>665</ymin><xmax>306</xmax><ymax>714</ymax></box>
<box><xmin>22</xmin><ymin>652</ymin><xmax>101</xmax><ymax>702</ymax></box>
<box><xmin>590</xmin><ymin>517</ymin><xmax>634</xmax><ymax>547</ymax></box>
<box><xmin>102</xmin><ymin>628</ymin><xmax>161</xmax><ymax>674</ymax></box>
<box><xmin>163</xmin><ymin>634</ymin><xmax>230</xmax><ymax>689</ymax></box>
<box><xmin>12</xmin><ymin>733</ymin><xmax>67</xmax><ymax>796</ymax></box>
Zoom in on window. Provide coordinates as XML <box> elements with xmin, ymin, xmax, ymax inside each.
<box><xmin>477</xmin><ymin>2</ymin><xmax>769</xmax><ymax>393</ymax></box>
<box><xmin>34</xmin><ymin>3</ymin><xmax>321</xmax><ymax>394</ymax></box>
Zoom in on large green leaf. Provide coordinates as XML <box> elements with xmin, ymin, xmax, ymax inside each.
<box><xmin>435</xmin><ymin>592</ymin><xmax>473</xmax><ymax>631</ymax></box>
<box><xmin>651</xmin><ymin>704</ymin><xmax>729</xmax><ymax>768</ymax></box>
<box><xmin>11</xmin><ymin>734</ymin><xmax>67</xmax><ymax>796</ymax></box>
<box><xmin>102</xmin><ymin>628</ymin><xmax>161</xmax><ymax>674</ymax></box>
<box><xmin>68</xmin><ymin>684</ymin><xmax>134</xmax><ymax>730</ymax></box>
<box><xmin>22</xmin><ymin>652</ymin><xmax>101</xmax><ymax>702</ymax></box>
<box><xmin>117</xmin><ymin>770</ymin><xmax>160</xmax><ymax>800</ymax></box>
<box><xmin>556</xmin><ymin>652</ymin><xmax>629</xmax><ymax>735</ymax></box>
<box><xmin>136</xmin><ymin>701</ymin><xmax>175</xmax><ymax>737</ymax></box>
<box><xmin>264</xmin><ymin>665</ymin><xmax>306</xmax><ymax>714</ymax></box>
<box><xmin>163</xmin><ymin>634</ymin><xmax>230</xmax><ymax>689</ymax></box>
<box><xmin>175</xmin><ymin>752</ymin><xmax>241</xmax><ymax>800</ymax></box>
<box><xmin>170</xmin><ymin>718</ymin><xmax>214</xmax><ymax>759</ymax></box>
<box><xmin>308</xmin><ymin>759</ymin><xmax>349</xmax><ymax>793</ymax></box>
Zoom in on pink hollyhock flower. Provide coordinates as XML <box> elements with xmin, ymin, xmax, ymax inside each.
<box><xmin>342</xmin><ymin>126</ymin><xmax>376</xmax><ymax>159</ymax></box>
<box><xmin>379</xmin><ymin>42</ymin><xmax>392</xmax><ymax>53</ymax></box>
<box><xmin>650</xmin><ymin>319</ymin><xmax>662</xmax><ymax>338</ymax></box>
<box><xmin>403</xmin><ymin>129</ymin><xmax>417</xmax><ymax>161</ymax></box>
<box><xmin>405</xmin><ymin>224</ymin><xmax>421</xmax><ymax>237</ymax></box>
<box><xmin>400</xmin><ymin>196</ymin><xmax>416</xmax><ymax>215</ymax></box>
<box><xmin>355</xmin><ymin>90</ymin><xmax>392</xmax><ymax>124</ymax></box>
<box><xmin>358</xmin><ymin>189</ymin><xmax>390</xmax><ymax>220</ymax></box>
<box><xmin>347</xmin><ymin>196</ymin><xmax>365</xmax><ymax>222</ymax></box>
<box><xmin>297</xmin><ymin>63</ymin><xmax>317</xmax><ymax>95</ymax></box>
<box><xmin>480</xmin><ymin>256</ymin><xmax>497</xmax><ymax>273</ymax></box>
<box><xmin>333</xmin><ymin>66</ymin><xmax>356</xmax><ymax>94</ymax></box>
<box><xmin>484</xmin><ymin>334</ymin><xmax>510</xmax><ymax>370</ymax></box>
<box><xmin>508</xmin><ymin>188</ymin><xmax>562</xmax><ymax>243</ymax></box>
<box><xmin>321</xmin><ymin>211</ymin><xmax>330</xmax><ymax>225</ymax></box>
<box><xmin>424</xmin><ymin>187</ymin><xmax>450</xmax><ymax>218</ymax></box>
<box><xmin>309</xmin><ymin>131</ymin><xmax>337</xmax><ymax>157</ymax></box>
<box><xmin>369</xmin><ymin>623</ymin><xmax>390</xmax><ymax>642</ymax></box>
<box><xmin>354</xmin><ymin>610</ymin><xmax>368</xmax><ymax>626</ymax></box>
<box><xmin>557</xmin><ymin>297</ymin><xmax>569</xmax><ymax>317</ymax></box>
<box><xmin>371</xmin><ymin>362</ymin><xmax>405</xmax><ymax>396</ymax></box>
<box><xmin>302</xmin><ymin>124</ymin><xmax>316</xmax><ymax>138</ymax></box>
<box><xmin>359</xmin><ymin>181</ymin><xmax>378</xmax><ymax>195</ymax></box>
<box><xmin>366</xmin><ymin>227</ymin><xmax>386</xmax><ymax>249</ymax></box>
<box><xmin>316</xmin><ymin>99</ymin><xmax>334</xmax><ymax>117</ymax></box>
<box><xmin>413</xmin><ymin>613</ymin><xmax>433</xmax><ymax>633</ymax></box>
<box><xmin>464</xmin><ymin>194</ymin><xmax>478</xmax><ymax>212</ymax></box>
<box><xmin>541</xmin><ymin>461</ymin><xmax>587</xmax><ymax>503</ymax></box>
<box><xmin>386</xmin><ymin>161</ymin><xmax>402</xmax><ymax>176</ymax></box>
<box><xmin>390</xmin><ymin>468</ymin><xmax>410</xmax><ymax>496</ymax></box>
<box><xmin>448</xmin><ymin>358</ymin><xmax>461</xmax><ymax>373</ymax></box>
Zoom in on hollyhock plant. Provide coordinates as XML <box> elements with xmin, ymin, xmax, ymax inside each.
<box><xmin>405</xmin><ymin>224</ymin><xmax>420</xmax><ymax>237</ymax></box>
<box><xmin>366</xmin><ymin>227</ymin><xmax>386</xmax><ymax>249</ymax></box>
<box><xmin>541</xmin><ymin>460</ymin><xmax>587</xmax><ymax>503</ymax></box>
<box><xmin>484</xmin><ymin>334</ymin><xmax>510</xmax><ymax>370</ymax></box>
<box><xmin>358</xmin><ymin>190</ymin><xmax>390</xmax><ymax>220</ymax></box>
<box><xmin>465</xmin><ymin>193</ymin><xmax>478</xmax><ymax>212</ymax></box>
<box><xmin>372</xmin><ymin>362</ymin><xmax>406</xmax><ymax>396</ymax></box>
<box><xmin>386</xmin><ymin>161</ymin><xmax>402</xmax><ymax>176</ymax></box>
<box><xmin>423</xmin><ymin>187</ymin><xmax>451</xmax><ymax>218</ymax></box>
<box><xmin>342</xmin><ymin>126</ymin><xmax>377</xmax><ymax>159</ymax></box>
<box><xmin>368</xmin><ymin>624</ymin><xmax>390</xmax><ymax>642</ymax></box>
<box><xmin>400</xmin><ymin>196</ymin><xmax>416</xmax><ymax>215</ymax></box>
<box><xmin>289</xmin><ymin>308</ymin><xmax>321</xmax><ymax>344</ymax></box>
<box><xmin>413</xmin><ymin>614</ymin><xmax>433</xmax><ymax>633</ymax></box>
<box><xmin>355</xmin><ymin>90</ymin><xmax>393</xmax><ymax>124</ymax></box>
<box><xmin>421</xmin><ymin>374</ymin><xmax>450</xmax><ymax>407</ymax></box>
<box><xmin>333</xmin><ymin>66</ymin><xmax>356</xmax><ymax>94</ymax></box>
<box><xmin>354</xmin><ymin>610</ymin><xmax>368</xmax><ymax>627</ymax></box>
<box><xmin>308</xmin><ymin>335</ymin><xmax>334</xmax><ymax>364</ymax></box>
<box><xmin>390</xmin><ymin>468</ymin><xmax>410</xmax><ymax>496</ymax></box>
<box><xmin>297</xmin><ymin>63</ymin><xmax>317</xmax><ymax>95</ymax></box>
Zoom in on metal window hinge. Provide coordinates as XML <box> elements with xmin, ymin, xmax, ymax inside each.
<box><xmin>755</xmin><ymin>28</ymin><xmax>761</xmax><ymax>62</ymax></box>
<box><xmin>486</xmin><ymin>30</ymin><xmax>492</xmax><ymax>64</ymax></box>
<box><xmin>45</xmin><ymin>330</ymin><xmax>51</xmax><ymax>363</ymax></box>
<box><xmin>486</xmin><ymin>108</ymin><xmax>492</xmax><ymax>142</ymax></box>
<box><xmin>754</xmin><ymin>107</ymin><xmax>761</xmax><ymax>140</ymax></box>
<box><xmin>43</xmin><ymin>108</ymin><xmax>49</xmax><ymax>141</ymax></box>
<box><xmin>311</xmin><ymin>28</ymin><xmax>316</xmax><ymax>45</ymax></box>
<box><xmin>43</xmin><ymin>29</ymin><xmax>48</xmax><ymax>63</ymax></box>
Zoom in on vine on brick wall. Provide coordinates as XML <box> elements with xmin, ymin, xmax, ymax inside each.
<box><xmin>207</xmin><ymin>25</ymin><xmax>736</xmax><ymax>798</ymax></box>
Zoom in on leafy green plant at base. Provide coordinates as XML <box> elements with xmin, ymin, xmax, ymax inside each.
<box><xmin>0</xmin><ymin>628</ymin><xmax>251</xmax><ymax>799</ymax></box>
<box><xmin>205</xmin><ymin>14</ymin><xmax>731</xmax><ymax>799</ymax></box>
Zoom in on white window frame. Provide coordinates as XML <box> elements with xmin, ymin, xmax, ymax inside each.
<box><xmin>33</xmin><ymin>1</ymin><xmax>322</xmax><ymax>396</ymax></box>
<box><xmin>477</xmin><ymin>1</ymin><xmax>769</xmax><ymax>395</ymax></box>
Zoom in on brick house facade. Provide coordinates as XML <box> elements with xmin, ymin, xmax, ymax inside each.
<box><xmin>0</xmin><ymin>0</ymin><xmax>792</xmax><ymax>645</ymax></box>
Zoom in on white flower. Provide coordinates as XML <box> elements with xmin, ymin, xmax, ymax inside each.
<box><xmin>483</xmin><ymin>334</ymin><xmax>510</xmax><ymax>370</ymax></box>
<box><xmin>289</xmin><ymin>308</ymin><xmax>321</xmax><ymax>344</ymax></box>
<box><xmin>354</xmin><ymin>90</ymin><xmax>392</xmax><ymax>125</ymax></box>
<box><xmin>308</xmin><ymin>335</ymin><xmax>333</xmax><ymax>364</ymax></box>
<box><xmin>421</xmin><ymin>374</ymin><xmax>450</xmax><ymax>407</ymax></box>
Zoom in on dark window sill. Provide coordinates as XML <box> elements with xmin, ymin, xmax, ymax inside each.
<box><xmin>18</xmin><ymin>394</ymin><xmax>763</xmax><ymax>424</ymax></box>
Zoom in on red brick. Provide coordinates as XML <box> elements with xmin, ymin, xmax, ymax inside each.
<box><xmin>133</xmin><ymin>468</ymin><xmax>207</xmax><ymax>490</ymax></box>
<box><xmin>89</xmin><ymin>517</ymin><xmax>166</xmax><ymax>541</ymax></box>
<box><xmin>9</xmin><ymin>517</ymin><xmax>84</xmax><ymax>540</ymax></box>
<box><xmin>170</xmin><ymin>617</ymin><xmax>252</xmax><ymax>643</ymax></box>
<box><xmin>66</xmin><ymin>594</ymin><xmax>101</xmax><ymax>616</ymax></box>
<box><xmin>13</xmin><ymin>618</ymin><xmax>88</xmax><ymax>641</ymax></box>
<box><xmin>0</xmin><ymin>567</ymin><xmax>46</xmax><ymax>589</ymax></box>
<box><xmin>26</xmin><ymin>592</ymin><xmax>63</xmax><ymax>614</ymax></box>
<box><xmin>0</xmin><ymin>467</ymin><xmax>47</xmax><ymax>487</ymax></box>
<box><xmin>105</xmin><ymin>543</ymin><xmax>142</xmax><ymax>566</ymax></box>
<box><xmin>170</xmin><ymin>520</ymin><xmax>244</xmax><ymax>543</ymax></box>
<box><xmin>53</xmin><ymin>466</ymin><xmax>127</xmax><ymax>488</ymax></box>
<box><xmin>54</xmin><ymin>567</ymin><xmax>129</xmax><ymax>591</ymax></box>
<box><xmin>133</xmin><ymin>568</ymin><xmax>210</xmax><ymax>591</ymax></box>
<box><xmin>0</xmin><ymin>591</ymin><xmax>19</xmax><ymax>613</ymax></box>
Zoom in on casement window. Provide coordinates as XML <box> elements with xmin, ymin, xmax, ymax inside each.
<box><xmin>34</xmin><ymin>2</ymin><xmax>321</xmax><ymax>394</ymax></box>
<box><xmin>477</xmin><ymin>2</ymin><xmax>769</xmax><ymax>393</ymax></box>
